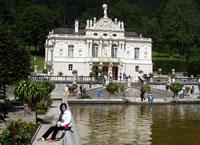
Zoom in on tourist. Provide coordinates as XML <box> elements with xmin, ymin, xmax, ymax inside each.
<box><xmin>65</xmin><ymin>84</ymin><xmax>69</xmax><ymax>99</ymax></box>
<box><xmin>123</xmin><ymin>72</ymin><xmax>126</xmax><ymax>82</ymax></box>
<box><xmin>97</xmin><ymin>89</ymin><xmax>101</xmax><ymax>97</ymax></box>
<box><xmin>119</xmin><ymin>72</ymin><xmax>122</xmax><ymax>81</ymax></box>
<box><xmin>180</xmin><ymin>89</ymin><xmax>184</xmax><ymax>99</ymax></box>
<box><xmin>190</xmin><ymin>86</ymin><xmax>195</xmax><ymax>94</ymax></box>
<box><xmin>80</xmin><ymin>84</ymin><xmax>84</xmax><ymax>95</ymax></box>
<box><xmin>148</xmin><ymin>93</ymin><xmax>154</xmax><ymax>104</ymax></box>
<box><xmin>37</xmin><ymin>103</ymin><xmax>72</xmax><ymax>142</ymax></box>
<box><xmin>140</xmin><ymin>85</ymin><xmax>145</xmax><ymax>101</ymax></box>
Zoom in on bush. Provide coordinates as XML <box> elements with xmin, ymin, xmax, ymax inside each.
<box><xmin>149</xmin><ymin>73</ymin><xmax>154</xmax><ymax>77</ymax></box>
<box><xmin>42</xmin><ymin>69</ymin><xmax>48</xmax><ymax>74</ymax></box>
<box><xmin>183</xmin><ymin>72</ymin><xmax>188</xmax><ymax>76</ymax></box>
<box><xmin>106</xmin><ymin>82</ymin><xmax>118</xmax><ymax>94</ymax></box>
<box><xmin>58</xmin><ymin>71</ymin><xmax>63</xmax><ymax>76</ymax></box>
<box><xmin>72</xmin><ymin>70</ymin><xmax>78</xmax><ymax>74</ymax></box>
<box><xmin>143</xmin><ymin>74</ymin><xmax>147</xmax><ymax>77</ymax></box>
<box><xmin>187</xmin><ymin>60</ymin><xmax>200</xmax><ymax>77</ymax></box>
<box><xmin>169</xmin><ymin>83</ymin><xmax>183</xmax><ymax>96</ymax></box>
<box><xmin>139</xmin><ymin>70</ymin><xmax>143</xmax><ymax>74</ymax></box>
<box><xmin>97</xmin><ymin>68</ymin><xmax>103</xmax><ymax>74</ymax></box>
<box><xmin>89</xmin><ymin>72</ymin><xmax>96</xmax><ymax>77</ymax></box>
<box><xmin>79</xmin><ymin>94</ymin><xmax>91</xmax><ymax>99</ymax></box>
<box><xmin>153</xmin><ymin>59</ymin><xmax>186</xmax><ymax>74</ymax></box>
<box><xmin>144</xmin><ymin>84</ymin><xmax>151</xmax><ymax>93</ymax></box>
<box><xmin>36</xmin><ymin>101</ymin><xmax>48</xmax><ymax>114</ymax></box>
<box><xmin>0</xmin><ymin>119</ymin><xmax>39</xmax><ymax>145</ymax></box>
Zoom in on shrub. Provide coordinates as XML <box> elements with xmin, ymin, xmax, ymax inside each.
<box><xmin>106</xmin><ymin>82</ymin><xmax>118</xmax><ymax>94</ymax></box>
<box><xmin>42</xmin><ymin>69</ymin><xmax>48</xmax><ymax>74</ymax></box>
<box><xmin>58</xmin><ymin>71</ymin><xmax>63</xmax><ymax>76</ymax></box>
<box><xmin>139</xmin><ymin>70</ymin><xmax>143</xmax><ymax>74</ymax></box>
<box><xmin>117</xmin><ymin>83</ymin><xmax>125</xmax><ymax>92</ymax></box>
<box><xmin>36</xmin><ymin>101</ymin><xmax>48</xmax><ymax>114</ymax></box>
<box><xmin>0</xmin><ymin>119</ymin><xmax>39</xmax><ymax>145</ymax></box>
<box><xmin>153</xmin><ymin>59</ymin><xmax>186</xmax><ymax>74</ymax></box>
<box><xmin>143</xmin><ymin>74</ymin><xmax>147</xmax><ymax>77</ymax></box>
<box><xmin>187</xmin><ymin>60</ymin><xmax>200</xmax><ymax>77</ymax></box>
<box><xmin>149</xmin><ymin>73</ymin><xmax>154</xmax><ymax>77</ymax></box>
<box><xmin>157</xmin><ymin>71</ymin><xmax>162</xmax><ymax>75</ymax></box>
<box><xmin>97</xmin><ymin>68</ymin><xmax>103</xmax><ymax>74</ymax></box>
<box><xmin>144</xmin><ymin>84</ymin><xmax>151</xmax><ymax>93</ymax></box>
<box><xmin>72</xmin><ymin>70</ymin><xmax>78</xmax><ymax>74</ymax></box>
<box><xmin>169</xmin><ymin>83</ymin><xmax>183</xmax><ymax>96</ymax></box>
<box><xmin>79</xmin><ymin>94</ymin><xmax>91</xmax><ymax>99</ymax></box>
<box><xmin>183</xmin><ymin>72</ymin><xmax>188</xmax><ymax>76</ymax></box>
<box><xmin>89</xmin><ymin>72</ymin><xmax>96</xmax><ymax>77</ymax></box>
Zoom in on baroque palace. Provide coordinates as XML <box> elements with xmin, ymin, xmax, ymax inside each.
<box><xmin>44</xmin><ymin>4</ymin><xmax>152</xmax><ymax>80</ymax></box>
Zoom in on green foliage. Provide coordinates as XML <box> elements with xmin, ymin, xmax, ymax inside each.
<box><xmin>117</xmin><ymin>83</ymin><xmax>125</xmax><ymax>92</ymax></box>
<box><xmin>187</xmin><ymin>60</ymin><xmax>200</xmax><ymax>77</ymax></box>
<box><xmin>36</xmin><ymin>100</ymin><xmax>48</xmax><ymax>114</ymax></box>
<box><xmin>144</xmin><ymin>84</ymin><xmax>151</xmax><ymax>93</ymax></box>
<box><xmin>14</xmin><ymin>80</ymin><xmax>54</xmax><ymax>110</ymax></box>
<box><xmin>0</xmin><ymin>19</ymin><xmax>30</xmax><ymax>87</ymax></box>
<box><xmin>97</xmin><ymin>68</ymin><xmax>103</xmax><ymax>74</ymax></box>
<box><xmin>157</xmin><ymin>71</ymin><xmax>162</xmax><ymax>75</ymax></box>
<box><xmin>0</xmin><ymin>119</ymin><xmax>39</xmax><ymax>145</ymax></box>
<box><xmin>169</xmin><ymin>83</ymin><xmax>183</xmax><ymax>96</ymax></box>
<box><xmin>197</xmin><ymin>96</ymin><xmax>200</xmax><ymax>99</ymax></box>
<box><xmin>153</xmin><ymin>59</ymin><xmax>186</xmax><ymax>74</ymax></box>
<box><xmin>72</xmin><ymin>70</ymin><xmax>78</xmax><ymax>74</ymax></box>
<box><xmin>79</xmin><ymin>94</ymin><xmax>91</xmax><ymax>99</ymax></box>
<box><xmin>89</xmin><ymin>72</ymin><xmax>96</xmax><ymax>77</ymax></box>
<box><xmin>143</xmin><ymin>74</ymin><xmax>147</xmax><ymax>77</ymax></box>
<box><xmin>183</xmin><ymin>72</ymin><xmax>188</xmax><ymax>76</ymax></box>
<box><xmin>149</xmin><ymin>73</ymin><xmax>154</xmax><ymax>77</ymax></box>
<box><xmin>42</xmin><ymin>69</ymin><xmax>48</xmax><ymax>74</ymax></box>
<box><xmin>58</xmin><ymin>71</ymin><xmax>63</xmax><ymax>76</ymax></box>
<box><xmin>139</xmin><ymin>70</ymin><xmax>143</xmax><ymax>74</ymax></box>
<box><xmin>106</xmin><ymin>82</ymin><xmax>118</xmax><ymax>94</ymax></box>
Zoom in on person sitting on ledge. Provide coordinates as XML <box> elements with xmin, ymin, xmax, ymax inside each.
<box><xmin>37</xmin><ymin>103</ymin><xmax>72</xmax><ymax>143</ymax></box>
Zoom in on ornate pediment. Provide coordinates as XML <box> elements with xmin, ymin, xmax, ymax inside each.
<box><xmin>86</xmin><ymin>4</ymin><xmax>124</xmax><ymax>31</ymax></box>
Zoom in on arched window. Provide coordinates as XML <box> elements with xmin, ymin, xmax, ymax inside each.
<box><xmin>92</xmin><ymin>44</ymin><xmax>98</xmax><ymax>57</ymax></box>
<box><xmin>111</xmin><ymin>44</ymin><xmax>118</xmax><ymax>58</ymax></box>
<box><xmin>134</xmin><ymin>48</ymin><xmax>140</xmax><ymax>59</ymax></box>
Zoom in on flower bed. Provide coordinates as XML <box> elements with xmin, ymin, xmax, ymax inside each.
<box><xmin>0</xmin><ymin>119</ymin><xmax>40</xmax><ymax>145</ymax></box>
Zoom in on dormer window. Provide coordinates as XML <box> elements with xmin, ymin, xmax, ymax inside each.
<box><xmin>113</xmin><ymin>34</ymin><xmax>117</xmax><ymax>37</ymax></box>
<box><xmin>103</xmin><ymin>33</ymin><xmax>107</xmax><ymax>36</ymax></box>
<box><xmin>94</xmin><ymin>33</ymin><xmax>98</xmax><ymax>36</ymax></box>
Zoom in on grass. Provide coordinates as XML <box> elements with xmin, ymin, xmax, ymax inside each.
<box><xmin>30</xmin><ymin>55</ymin><xmax>45</xmax><ymax>71</ymax></box>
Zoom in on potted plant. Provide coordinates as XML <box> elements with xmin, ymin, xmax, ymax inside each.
<box><xmin>106</xmin><ymin>82</ymin><xmax>118</xmax><ymax>97</ymax></box>
<box><xmin>143</xmin><ymin>73</ymin><xmax>147</xmax><ymax>77</ymax></box>
<box><xmin>149</xmin><ymin>72</ymin><xmax>154</xmax><ymax>78</ymax></box>
<box><xmin>72</xmin><ymin>70</ymin><xmax>78</xmax><ymax>74</ymax></box>
<box><xmin>169</xmin><ymin>82</ymin><xmax>183</xmax><ymax>98</ymax></box>
<box><xmin>144</xmin><ymin>84</ymin><xmax>151</xmax><ymax>93</ymax></box>
<box><xmin>139</xmin><ymin>70</ymin><xmax>143</xmax><ymax>74</ymax></box>
<box><xmin>58</xmin><ymin>71</ymin><xmax>63</xmax><ymax>76</ymax></box>
<box><xmin>97</xmin><ymin>68</ymin><xmax>103</xmax><ymax>75</ymax></box>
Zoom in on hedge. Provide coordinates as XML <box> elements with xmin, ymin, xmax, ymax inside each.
<box><xmin>153</xmin><ymin>59</ymin><xmax>186</xmax><ymax>74</ymax></box>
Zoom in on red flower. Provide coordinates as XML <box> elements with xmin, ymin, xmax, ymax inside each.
<box><xmin>13</xmin><ymin>128</ymin><xmax>17</xmax><ymax>132</ymax></box>
<box><xmin>9</xmin><ymin>131</ymin><xmax>13</xmax><ymax>134</ymax></box>
<box><xmin>8</xmin><ymin>120</ymin><xmax>11</xmax><ymax>123</ymax></box>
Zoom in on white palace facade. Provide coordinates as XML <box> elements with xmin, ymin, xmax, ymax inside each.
<box><xmin>44</xmin><ymin>4</ymin><xmax>153</xmax><ymax>80</ymax></box>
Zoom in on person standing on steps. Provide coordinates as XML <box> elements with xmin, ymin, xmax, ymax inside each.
<box><xmin>140</xmin><ymin>85</ymin><xmax>145</xmax><ymax>101</ymax></box>
<box><xmin>65</xmin><ymin>84</ymin><xmax>69</xmax><ymax>99</ymax></box>
<box><xmin>37</xmin><ymin>103</ymin><xmax>72</xmax><ymax>143</ymax></box>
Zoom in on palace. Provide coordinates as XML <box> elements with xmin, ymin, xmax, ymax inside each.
<box><xmin>44</xmin><ymin>4</ymin><xmax>152</xmax><ymax>81</ymax></box>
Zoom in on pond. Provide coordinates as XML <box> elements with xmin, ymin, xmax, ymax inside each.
<box><xmin>70</xmin><ymin>104</ymin><xmax>200</xmax><ymax>145</ymax></box>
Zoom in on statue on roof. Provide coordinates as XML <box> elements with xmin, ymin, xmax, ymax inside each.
<box><xmin>102</xmin><ymin>4</ymin><xmax>108</xmax><ymax>18</ymax></box>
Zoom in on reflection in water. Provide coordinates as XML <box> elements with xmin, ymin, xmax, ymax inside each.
<box><xmin>70</xmin><ymin>104</ymin><xmax>200</xmax><ymax>145</ymax></box>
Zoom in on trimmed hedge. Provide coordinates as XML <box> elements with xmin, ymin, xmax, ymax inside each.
<box><xmin>153</xmin><ymin>59</ymin><xmax>186</xmax><ymax>74</ymax></box>
<box><xmin>187</xmin><ymin>60</ymin><xmax>200</xmax><ymax>77</ymax></box>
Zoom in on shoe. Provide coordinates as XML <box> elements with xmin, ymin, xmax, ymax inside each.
<box><xmin>37</xmin><ymin>137</ymin><xmax>45</xmax><ymax>141</ymax></box>
<box><xmin>47</xmin><ymin>139</ymin><xmax>55</xmax><ymax>143</ymax></box>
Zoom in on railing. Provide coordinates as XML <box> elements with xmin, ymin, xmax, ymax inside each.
<box><xmin>30</xmin><ymin>75</ymin><xmax>106</xmax><ymax>84</ymax></box>
<box><xmin>175</xmin><ymin>77</ymin><xmax>200</xmax><ymax>84</ymax></box>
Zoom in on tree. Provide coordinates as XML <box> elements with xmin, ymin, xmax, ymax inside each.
<box><xmin>154</xmin><ymin>0</ymin><xmax>199</xmax><ymax>58</ymax></box>
<box><xmin>17</xmin><ymin>4</ymin><xmax>60</xmax><ymax>54</ymax></box>
<box><xmin>0</xmin><ymin>19</ymin><xmax>30</xmax><ymax>95</ymax></box>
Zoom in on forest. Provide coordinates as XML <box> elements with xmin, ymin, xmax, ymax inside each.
<box><xmin>1</xmin><ymin>0</ymin><xmax>200</xmax><ymax>87</ymax></box>
<box><xmin>1</xmin><ymin>0</ymin><xmax>200</xmax><ymax>57</ymax></box>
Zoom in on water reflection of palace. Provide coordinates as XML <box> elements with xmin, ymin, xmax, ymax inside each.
<box><xmin>44</xmin><ymin>4</ymin><xmax>152</xmax><ymax>80</ymax></box>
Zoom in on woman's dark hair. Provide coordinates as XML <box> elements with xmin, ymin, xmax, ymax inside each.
<box><xmin>60</xmin><ymin>103</ymin><xmax>67</xmax><ymax>114</ymax></box>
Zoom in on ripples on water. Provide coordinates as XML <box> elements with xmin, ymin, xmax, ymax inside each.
<box><xmin>70</xmin><ymin>104</ymin><xmax>200</xmax><ymax>145</ymax></box>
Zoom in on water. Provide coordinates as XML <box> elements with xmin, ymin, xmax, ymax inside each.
<box><xmin>70</xmin><ymin>104</ymin><xmax>200</xmax><ymax>145</ymax></box>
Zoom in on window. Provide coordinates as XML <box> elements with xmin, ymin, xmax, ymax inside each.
<box><xmin>113</xmin><ymin>34</ymin><xmax>117</xmax><ymax>37</ymax></box>
<box><xmin>134</xmin><ymin>48</ymin><xmax>140</xmax><ymax>59</ymax></box>
<box><xmin>111</xmin><ymin>44</ymin><xmax>118</xmax><ymax>58</ymax></box>
<box><xmin>103</xmin><ymin>33</ymin><xmax>107</xmax><ymax>36</ymax></box>
<box><xmin>94</xmin><ymin>33</ymin><xmax>98</xmax><ymax>36</ymax></box>
<box><xmin>68</xmin><ymin>64</ymin><xmax>73</xmax><ymax>71</ymax></box>
<box><xmin>68</xmin><ymin>45</ymin><xmax>74</xmax><ymax>57</ymax></box>
<box><xmin>135</xmin><ymin>66</ymin><xmax>139</xmax><ymax>72</ymax></box>
<box><xmin>92</xmin><ymin>44</ymin><xmax>98</xmax><ymax>57</ymax></box>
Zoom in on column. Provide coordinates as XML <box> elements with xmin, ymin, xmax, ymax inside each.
<box><xmin>99</xmin><ymin>40</ymin><xmax>102</xmax><ymax>57</ymax></box>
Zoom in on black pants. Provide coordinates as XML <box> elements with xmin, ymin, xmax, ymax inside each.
<box><xmin>141</xmin><ymin>93</ymin><xmax>145</xmax><ymax>101</ymax></box>
<box><xmin>42</xmin><ymin>125</ymin><xmax>64</xmax><ymax>140</ymax></box>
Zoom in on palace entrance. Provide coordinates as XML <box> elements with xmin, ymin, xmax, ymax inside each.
<box><xmin>112</xmin><ymin>66</ymin><xmax>118</xmax><ymax>80</ymax></box>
